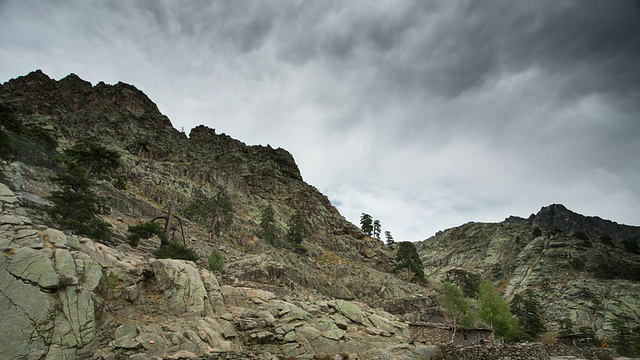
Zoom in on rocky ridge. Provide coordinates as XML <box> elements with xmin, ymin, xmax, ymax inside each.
<box><xmin>0</xmin><ymin>70</ymin><xmax>425</xmax><ymax>310</ymax></box>
<box><xmin>416</xmin><ymin>204</ymin><xmax>640</xmax><ymax>340</ymax></box>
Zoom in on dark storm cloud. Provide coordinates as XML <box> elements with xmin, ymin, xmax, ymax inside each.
<box><xmin>262</xmin><ymin>1</ymin><xmax>640</xmax><ymax>100</ymax></box>
<box><xmin>1</xmin><ymin>0</ymin><xmax>639</xmax><ymax>239</ymax></box>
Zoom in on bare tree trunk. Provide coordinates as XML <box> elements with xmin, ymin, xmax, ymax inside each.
<box><xmin>164</xmin><ymin>203</ymin><xmax>174</xmax><ymax>236</ymax></box>
<box><xmin>451</xmin><ymin>324</ymin><xmax>457</xmax><ymax>344</ymax></box>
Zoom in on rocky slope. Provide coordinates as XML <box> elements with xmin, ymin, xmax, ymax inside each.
<box><xmin>0</xmin><ymin>70</ymin><xmax>425</xmax><ymax>310</ymax></box>
<box><xmin>416</xmin><ymin>204</ymin><xmax>640</xmax><ymax>340</ymax></box>
<box><xmin>0</xmin><ymin>183</ymin><xmax>438</xmax><ymax>359</ymax></box>
<box><xmin>0</xmin><ymin>70</ymin><xmax>436</xmax><ymax>359</ymax></box>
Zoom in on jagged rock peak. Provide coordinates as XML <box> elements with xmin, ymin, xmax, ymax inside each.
<box><xmin>188</xmin><ymin>124</ymin><xmax>303</xmax><ymax>181</ymax></box>
<box><xmin>60</xmin><ymin>72</ymin><xmax>91</xmax><ymax>85</ymax></box>
<box><xmin>189</xmin><ymin>124</ymin><xmax>217</xmax><ymax>139</ymax></box>
<box><xmin>0</xmin><ymin>70</ymin><xmax>182</xmax><ymax>155</ymax></box>
<box><xmin>530</xmin><ymin>203</ymin><xmax>639</xmax><ymax>242</ymax></box>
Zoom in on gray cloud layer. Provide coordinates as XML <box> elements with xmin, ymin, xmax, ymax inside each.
<box><xmin>1</xmin><ymin>0</ymin><xmax>639</xmax><ymax>239</ymax></box>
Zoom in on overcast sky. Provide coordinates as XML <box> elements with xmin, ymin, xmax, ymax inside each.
<box><xmin>1</xmin><ymin>1</ymin><xmax>639</xmax><ymax>240</ymax></box>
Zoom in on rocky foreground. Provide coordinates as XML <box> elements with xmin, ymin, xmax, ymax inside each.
<box><xmin>0</xmin><ymin>182</ymin><xmax>440</xmax><ymax>359</ymax></box>
<box><xmin>3</xmin><ymin>173</ymin><xmax>634</xmax><ymax>360</ymax></box>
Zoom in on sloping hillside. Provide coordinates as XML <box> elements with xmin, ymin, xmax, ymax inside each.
<box><xmin>416</xmin><ymin>204</ymin><xmax>640</xmax><ymax>339</ymax></box>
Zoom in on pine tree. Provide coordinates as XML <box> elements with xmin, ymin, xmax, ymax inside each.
<box><xmin>360</xmin><ymin>213</ymin><xmax>373</xmax><ymax>236</ymax></box>
<box><xmin>394</xmin><ymin>242</ymin><xmax>426</xmax><ymax>283</ymax></box>
<box><xmin>64</xmin><ymin>139</ymin><xmax>121</xmax><ymax>181</ymax></box>
<box><xmin>127</xmin><ymin>221</ymin><xmax>167</xmax><ymax>247</ymax></box>
<box><xmin>286</xmin><ymin>211</ymin><xmax>308</xmax><ymax>254</ymax></box>
<box><xmin>510</xmin><ymin>290</ymin><xmax>545</xmax><ymax>340</ymax></box>
<box><xmin>608</xmin><ymin>318</ymin><xmax>640</xmax><ymax>357</ymax></box>
<box><xmin>558</xmin><ymin>318</ymin><xmax>574</xmax><ymax>336</ymax></box>
<box><xmin>385</xmin><ymin>231</ymin><xmax>394</xmax><ymax>245</ymax></box>
<box><xmin>260</xmin><ymin>204</ymin><xmax>279</xmax><ymax>243</ymax></box>
<box><xmin>47</xmin><ymin>141</ymin><xmax>121</xmax><ymax>242</ymax></box>
<box><xmin>373</xmin><ymin>219</ymin><xmax>381</xmax><ymax>240</ymax></box>
<box><xmin>184</xmin><ymin>192</ymin><xmax>234</xmax><ymax>236</ymax></box>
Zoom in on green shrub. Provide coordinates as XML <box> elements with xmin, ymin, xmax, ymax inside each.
<box><xmin>47</xmin><ymin>172</ymin><xmax>112</xmax><ymax>242</ymax></box>
<box><xmin>208</xmin><ymin>249</ymin><xmax>224</xmax><ymax>272</ymax></box>
<box><xmin>127</xmin><ymin>221</ymin><xmax>167</xmax><ymax>247</ymax></box>
<box><xmin>154</xmin><ymin>241</ymin><xmax>198</xmax><ymax>262</ymax></box>
<box><xmin>446</xmin><ymin>268</ymin><xmax>482</xmax><ymax>298</ymax></box>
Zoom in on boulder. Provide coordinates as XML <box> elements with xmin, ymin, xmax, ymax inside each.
<box><xmin>12</xmin><ymin>229</ymin><xmax>43</xmax><ymax>248</ymax></box>
<box><xmin>7</xmin><ymin>246</ymin><xmax>59</xmax><ymax>289</ymax></box>
<box><xmin>200</xmin><ymin>269</ymin><xmax>227</xmax><ymax>315</ymax></box>
<box><xmin>0</xmin><ymin>182</ymin><xmax>19</xmax><ymax>204</ymax></box>
<box><xmin>150</xmin><ymin>259</ymin><xmax>207</xmax><ymax>315</ymax></box>
<box><xmin>54</xmin><ymin>286</ymin><xmax>96</xmax><ymax>350</ymax></box>
<box><xmin>0</xmin><ymin>256</ymin><xmax>52</xmax><ymax>359</ymax></box>
<box><xmin>329</xmin><ymin>300</ymin><xmax>371</xmax><ymax>326</ymax></box>
<box><xmin>1</xmin><ymin>163</ymin><xmax>25</xmax><ymax>190</ymax></box>
<box><xmin>45</xmin><ymin>228</ymin><xmax>69</xmax><ymax>248</ymax></box>
<box><xmin>221</xmin><ymin>285</ymin><xmax>252</xmax><ymax>308</ymax></box>
<box><xmin>0</xmin><ymin>214</ymin><xmax>25</xmax><ymax>225</ymax></box>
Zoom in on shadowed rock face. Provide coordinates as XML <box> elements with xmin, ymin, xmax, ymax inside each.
<box><xmin>531</xmin><ymin>204</ymin><xmax>640</xmax><ymax>243</ymax></box>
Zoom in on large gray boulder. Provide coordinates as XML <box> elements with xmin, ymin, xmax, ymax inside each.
<box><xmin>7</xmin><ymin>246</ymin><xmax>59</xmax><ymax>289</ymax></box>
<box><xmin>150</xmin><ymin>259</ymin><xmax>207</xmax><ymax>315</ymax></box>
<box><xmin>0</xmin><ymin>182</ymin><xmax>19</xmax><ymax>204</ymax></box>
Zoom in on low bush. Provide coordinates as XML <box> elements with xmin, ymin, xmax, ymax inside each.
<box><xmin>127</xmin><ymin>221</ymin><xmax>167</xmax><ymax>247</ymax></box>
<box><xmin>154</xmin><ymin>241</ymin><xmax>199</xmax><ymax>262</ymax></box>
<box><xmin>208</xmin><ymin>249</ymin><xmax>224</xmax><ymax>272</ymax></box>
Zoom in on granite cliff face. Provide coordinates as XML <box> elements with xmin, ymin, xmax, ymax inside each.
<box><xmin>416</xmin><ymin>204</ymin><xmax>640</xmax><ymax>340</ymax></box>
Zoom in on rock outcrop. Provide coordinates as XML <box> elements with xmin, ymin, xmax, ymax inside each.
<box><xmin>416</xmin><ymin>205</ymin><xmax>640</xmax><ymax>340</ymax></box>
<box><xmin>0</xmin><ymin>182</ymin><xmax>441</xmax><ymax>359</ymax></box>
<box><xmin>0</xmin><ymin>182</ymin><xmax>99</xmax><ymax>359</ymax></box>
<box><xmin>0</xmin><ymin>70</ymin><xmax>411</xmax><ymax>312</ymax></box>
